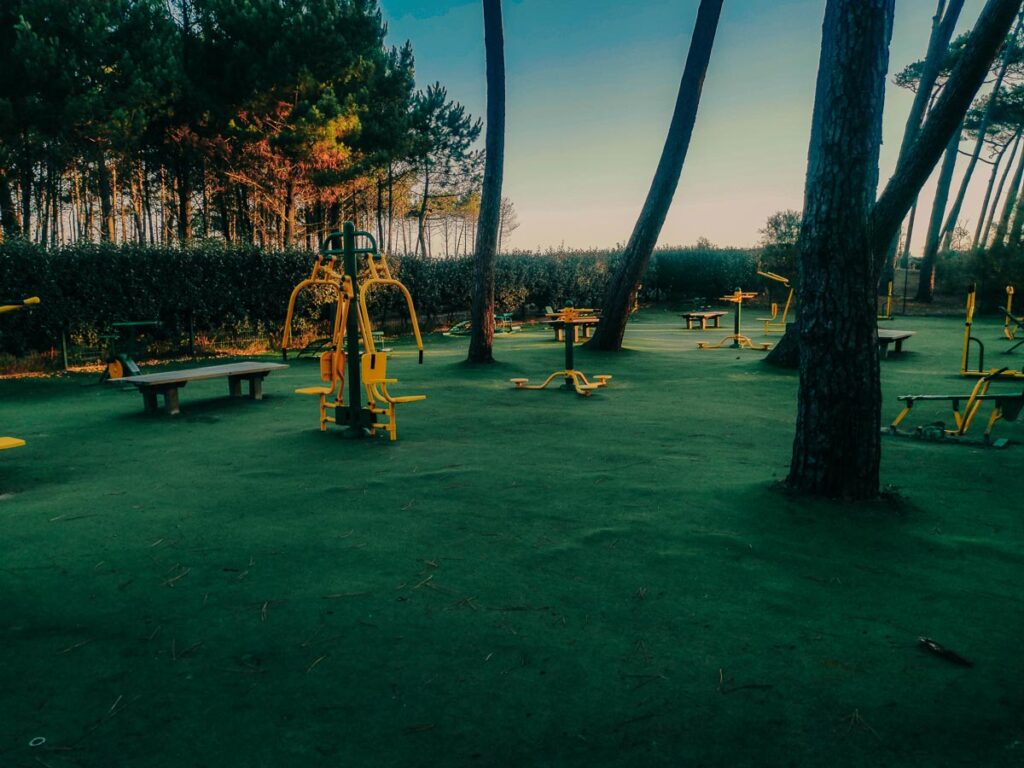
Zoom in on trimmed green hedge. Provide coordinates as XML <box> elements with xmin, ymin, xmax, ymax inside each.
<box><xmin>0</xmin><ymin>241</ymin><xmax>759</xmax><ymax>356</ymax></box>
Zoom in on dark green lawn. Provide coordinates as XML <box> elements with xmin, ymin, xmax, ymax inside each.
<box><xmin>1</xmin><ymin>309</ymin><xmax>1022</xmax><ymax>767</ymax></box>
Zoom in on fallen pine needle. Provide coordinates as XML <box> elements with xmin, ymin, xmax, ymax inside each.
<box><xmin>59</xmin><ymin>638</ymin><xmax>94</xmax><ymax>654</ymax></box>
<box><xmin>322</xmin><ymin>592</ymin><xmax>369</xmax><ymax>599</ymax></box>
<box><xmin>306</xmin><ymin>655</ymin><xmax>327</xmax><ymax>673</ymax></box>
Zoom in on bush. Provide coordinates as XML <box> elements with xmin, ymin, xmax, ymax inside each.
<box><xmin>0</xmin><ymin>241</ymin><xmax>760</xmax><ymax>356</ymax></box>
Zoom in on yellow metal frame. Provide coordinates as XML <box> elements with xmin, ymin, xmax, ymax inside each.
<box><xmin>890</xmin><ymin>367</ymin><xmax>1023</xmax><ymax>444</ymax></box>
<box><xmin>697</xmin><ymin>290</ymin><xmax>772</xmax><ymax>350</ymax></box>
<box><xmin>878</xmin><ymin>280</ymin><xmax>894</xmax><ymax>321</ymax></box>
<box><xmin>1003</xmin><ymin>285</ymin><xmax>1022</xmax><ymax>340</ymax></box>
<box><xmin>2</xmin><ymin>295</ymin><xmax>38</xmax><ymax>449</ymax></box>
<box><xmin>756</xmin><ymin>271</ymin><xmax>794</xmax><ymax>334</ymax></box>
<box><xmin>288</xmin><ymin>247</ymin><xmax>425</xmax><ymax>437</ymax></box>
<box><xmin>510</xmin><ymin>372</ymin><xmax>611</xmax><ymax>397</ymax></box>
<box><xmin>961</xmin><ymin>285</ymin><xmax>1024</xmax><ymax>379</ymax></box>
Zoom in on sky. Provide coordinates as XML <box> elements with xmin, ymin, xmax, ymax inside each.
<box><xmin>381</xmin><ymin>0</ymin><xmax>992</xmax><ymax>253</ymax></box>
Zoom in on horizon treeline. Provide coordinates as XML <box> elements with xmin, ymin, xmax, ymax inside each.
<box><xmin>0</xmin><ymin>0</ymin><xmax>520</xmax><ymax>255</ymax></box>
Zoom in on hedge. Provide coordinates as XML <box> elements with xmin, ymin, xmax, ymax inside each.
<box><xmin>0</xmin><ymin>240</ymin><xmax>760</xmax><ymax>356</ymax></box>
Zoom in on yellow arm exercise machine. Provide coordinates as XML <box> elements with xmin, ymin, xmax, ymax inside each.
<box><xmin>756</xmin><ymin>271</ymin><xmax>794</xmax><ymax>334</ymax></box>
<box><xmin>1</xmin><ymin>295</ymin><xmax>39</xmax><ymax>450</ymax></box>
<box><xmin>962</xmin><ymin>284</ymin><xmax>1024</xmax><ymax>379</ymax></box>
<box><xmin>889</xmin><ymin>367</ymin><xmax>1023</xmax><ymax>447</ymax></box>
<box><xmin>287</xmin><ymin>223</ymin><xmax>425</xmax><ymax>440</ymax></box>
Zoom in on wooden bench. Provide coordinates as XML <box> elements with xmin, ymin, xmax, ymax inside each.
<box><xmin>110</xmin><ymin>361</ymin><xmax>288</xmax><ymax>415</ymax></box>
<box><xmin>877</xmin><ymin>329</ymin><xmax>915</xmax><ymax>358</ymax></box>
<box><xmin>541</xmin><ymin>316</ymin><xmax>599</xmax><ymax>342</ymax></box>
<box><xmin>682</xmin><ymin>310</ymin><xmax>726</xmax><ymax>330</ymax></box>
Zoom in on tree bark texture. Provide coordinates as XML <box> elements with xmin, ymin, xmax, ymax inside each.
<box><xmin>586</xmin><ymin>0</ymin><xmax>723</xmax><ymax>351</ymax></box>
<box><xmin>916</xmin><ymin>124</ymin><xmax>962</xmax><ymax>302</ymax></box>
<box><xmin>468</xmin><ymin>0</ymin><xmax>506</xmax><ymax>363</ymax></box>
<box><xmin>787</xmin><ymin>0</ymin><xmax>893</xmax><ymax>499</ymax></box>
<box><xmin>992</xmin><ymin>133</ymin><xmax>1024</xmax><ymax>246</ymax></box>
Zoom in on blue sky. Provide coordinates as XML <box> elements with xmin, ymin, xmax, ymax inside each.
<box><xmin>382</xmin><ymin>1</ymin><xmax>990</xmax><ymax>251</ymax></box>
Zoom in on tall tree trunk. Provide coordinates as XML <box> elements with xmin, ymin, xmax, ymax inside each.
<box><xmin>787</xmin><ymin>0</ymin><xmax>1020</xmax><ymax>499</ymax></box>
<box><xmin>19</xmin><ymin>154</ymin><xmax>31</xmax><ymax>236</ymax></box>
<box><xmin>972</xmin><ymin>131</ymin><xmax>1014</xmax><ymax>249</ymax></box>
<box><xmin>992</xmin><ymin>138</ymin><xmax>1024</xmax><ymax>246</ymax></box>
<box><xmin>788</xmin><ymin>0</ymin><xmax>892</xmax><ymax>499</ymax></box>
<box><xmin>177</xmin><ymin>158</ymin><xmax>191</xmax><ymax>243</ymax></box>
<box><xmin>1006</xmin><ymin>166</ymin><xmax>1024</xmax><ymax>246</ymax></box>
<box><xmin>0</xmin><ymin>168</ymin><xmax>20</xmax><ymax>239</ymax></box>
<box><xmin>97</xmin><ymin>154</ymin><xmax>115</xmax><ymax>243</ymax></box>
<box><xmin>881</xmin><ymin>0</ymin><xmax>965</xmax><ymax>285</ymax></box>
<box><xmin>417</xmin><ymin>168</ymin><xmax>430</xmax><ymax>257</ymax></box>
<box><xmin>980</xmin><ymin>129</ymin><xmax>1021</xmax><ymax>247</ymax></box>
<box><xmin>468</xmin><ymin>0</ymin><xmax>506</xmax><ymax>363</ymax></box>
<box><xmin>283</xmin><ymin>179</ymin><xmax>296</xmax><ymax>247</ymax></box>
<box><xmin>586</xmin><ymin>0</ymin><xmax>724</xmax><ymax>351</ymax></box>
<box><xmin>916</xmin><ymin>124</ymin><xmax>962</xmax><ymax>302</ymax></box>
<box><xmin>940</xmin><ymin>11</ymin><xmax>1023</xmax><ymax>249</ymax></box>
<box><xmin>386</xmin><ymin>164</ymin><xmax>395</xmax><ymax>253</ymax></box>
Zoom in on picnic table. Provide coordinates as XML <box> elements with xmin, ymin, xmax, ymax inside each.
<box><xmin>877</xmin><ymin>329</ymin><xmax>914</xmax><ymax>358</ymax></box>
<box><xmin>110</xmin><ymin>361</ymin><xmax>288</xmax><ymax>415</ymax></box>
<box><xmin>541</xmin><ymin>307</ymin><xmax>599</xmax><ymax>342</ymax></box>
<box><xmin>681</xmin><ymin>310</ymin><xmax>726</xmax><ymax>330</ymax></box>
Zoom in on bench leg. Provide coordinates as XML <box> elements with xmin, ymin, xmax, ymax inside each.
<box><xmin>249</xmin><ymin>376</ymin><xmax>264</xmax><ymax>400</ymax></box>
<box><xmin>700</xmin><ymin>318</ymin><xmax>708</xmax><ymax>330</ymax></box>
<box><xmin>142</xmin><ymin>390</ymin><xmax>158</xmax><ymax>414</ymax></box>
<box><xmin>228</xmin><ymin>376</ymin><xmax>243</xmax><ymax>397</ymax></box>
<box><xmin>894</xmin><ymin>340</ymin><xmax>903</xmax><ymax>354</ymax></box>
<box><xmin>163</xmin><ymin>388</ymin><xmax>181</xmax><ymax>415</ymax></box>
<box><xmin>712</xmin><ymin>317</ymin><xmax>720</xmax><ymax>329</ymax></box>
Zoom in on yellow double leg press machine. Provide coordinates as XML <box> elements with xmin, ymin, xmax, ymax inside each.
<box><xmin>1</xmin><ymin>295</ymin><xmax>40</xmax><ymax>450</ymax></box>
<box><xmin>283</xmin><ymin>223</ymin><xmax>424</xmax><ymax>441</ymax></box>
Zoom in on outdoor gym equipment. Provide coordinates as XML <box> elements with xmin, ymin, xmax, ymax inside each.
<box><xmin>878</xmin><ymin>280</ymin><xmax>894</xmax><ymax>321</ymax></box>
<box><xmin>888</xmin><ymin>367</ymin><xmax>1023</xmax><ymax>447</ymax></box>
<box><xmin>1001</xmin><ymin>285</ymin><xmax>1023</xmax><ymax>349</ymax></box>
<box><xmin>756</xmin><ymin>271</ymin><xmax>794</xmax><ymax>334</ymax></box>
<box><xmin>290</xmin><ymin>223</ymin><xmax>424</xmax><ymax>440</ymax></box>
<box><xmin>961</xmin><ymin>284</ymin><xmax>1024</xmax><ymax>379</ymax></box>
<box><xmin>1</xmin><ymin>295</ymin><xmax>39</xmax><ymax>450</ymax></box>
<box><xmin>99</xmin><ymin>320</ymin><xmax>160</xmax><ymax>382</ymax></box>
<box><xmin>697</xmin><ymin>289</ymin><xmax>772</xmax><ymax>350</ymax></box>
<box><xmin>510</xmin><ymin>316</ymin><xmax>611</xmax><ymax>397</ymax></box>
<box><xmin>445</xmin><ymin>312</ymin><xmax>521</xmax><ymax>336</ymax></box>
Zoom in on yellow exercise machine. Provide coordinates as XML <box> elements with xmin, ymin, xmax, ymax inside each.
<box><xmin>877</xmin><ymin>280</ymin><xmax>894</xmax><ymax>321</ymax></box>
<box><xmin>288</xmin><ymin>223</ymin><xmax>425</xmax><ymax>440</ymax></box>
<box><xmin>1002</xmin><ymin>285</ymin><xmax>1023</xmax><ymax>345</ymax></box>
<box><xmin>1</xmin><ymin>295</ymin><xmax>39</xmax><ymax>450</ymax></box>
<box><xmin>697</xmin><ymin>289</ymin><xmax>772</xmax><ymax>350</ymax></box>
<box><xmin>961</xmin><ymin>284</ymin><xmax>1024</xmax><ymax>379</ymax></box>
<box><xmin>888</xmin><ymin>367</ymin><xmax>1023</xmax><ymax>447</ymax></box>
<box><xmin>756</xmin><ymin>271</ymin><xmax>794</xmax><ymax>334</ymax></box>
<box><xmin>511</xmin><ymin>316</ymin><xmax>611</xmax><ymax>397</ymax></box>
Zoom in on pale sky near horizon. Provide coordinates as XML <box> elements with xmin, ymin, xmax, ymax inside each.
<box><xmin>382</xmin><ymin>1</ymin><xmax>991</xmax><ymax>254</ymax></box>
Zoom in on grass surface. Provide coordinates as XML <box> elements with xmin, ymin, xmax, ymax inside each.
<box><xmin>1</xmin><ymin>309</ymin><xmax>1022</xmax><ymax>767</ymax></box>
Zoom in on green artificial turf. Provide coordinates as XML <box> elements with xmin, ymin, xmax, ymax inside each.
<box><xmin>1</xmin><ymin>309</ymin><xmax>1022</xmax><ymax>767</ymax></box>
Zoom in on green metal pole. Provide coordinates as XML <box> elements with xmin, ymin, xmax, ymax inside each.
<box><xmin>343</xmin><ymin>222</ymin><xmax>365</xmax><ymax>437</ymax></box>
<box><xmin>732</xmin><ymin>289</ymin><xmax>741</xmax><ymax>348</ymax></box>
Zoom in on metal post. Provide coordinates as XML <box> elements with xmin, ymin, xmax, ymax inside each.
<box><xmin>343</xmin><ymin>222</ymin><xmax>365</xmax><ymax>437</ymax></box>
<box><xmin>732</xmin><ymin>289</ymin><xmax>741</xmax><ymax>348</ymax></box>
<box><xmin>563</xmin><ymin>321</ymin><xmax>574</xmax><ymax>389</ymax></box>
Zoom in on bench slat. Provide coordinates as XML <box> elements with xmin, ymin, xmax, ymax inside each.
<box><xmin>109</xmin><ymin>361</ymin><xmax>287</xmax><ymax>387</ymax></box>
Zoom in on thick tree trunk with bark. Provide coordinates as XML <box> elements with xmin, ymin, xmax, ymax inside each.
<box><xmin>992</xmin><ymin>141</ymin><xmax>1024</xmax><ymax>246</ymax></box>
<box><xmin>977</xmin><ymin>129</ymin><xmax>1020</xmax><ymax>247</ymax></box>
<box><xmin>586</xmin><ymin>0</ymin><xmax>723</xmax><ymax>351</ymax></box>
<box><xmin>787</xmin><ymin>0</ymin><xmax>892</xmax><ymax>499</ymax></box>
<box><xmin>916</xmin><ymin>124</ymin><xmax>962</xmax><ymax>302</ymax></box>
<box><xmin>468</xmin><ymin>0</ymin><xmax>506</xmax><ymax>364</ymax></box>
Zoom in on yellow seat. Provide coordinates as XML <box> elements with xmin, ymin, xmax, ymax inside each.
<box><xmin>0</xmin><ymin>437</ymin><xmax>26</xmax><ymax>451</ymax></box>
<box><xmin>362</xmin><ymin>353</ymin><xmax>425</xmax><ymax>441</ymax></box>
<box><xmin>295</xmin><ymin>386</ymin><xmax>332</xmax><ymax>395</ymax></box>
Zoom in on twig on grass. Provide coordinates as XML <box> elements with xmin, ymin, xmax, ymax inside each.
<box><xmin>306</xmin><ymin>655</ymin><xmax>327</xmax><ymax>673</ymax></box>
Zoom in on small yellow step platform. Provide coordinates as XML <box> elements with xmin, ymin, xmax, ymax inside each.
<box><xmin>0</xmin><ymin>437</ymin><xmax>26</xmax><ymax>450</ymax></box>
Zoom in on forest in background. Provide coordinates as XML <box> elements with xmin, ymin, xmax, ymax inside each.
<box><xmin>0</xmin><ymin>0</ymin><xmax>519</xmax><ymax>256</ymax></box>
